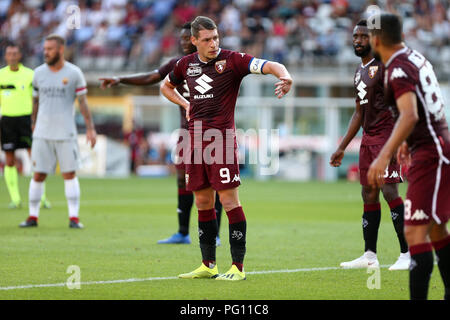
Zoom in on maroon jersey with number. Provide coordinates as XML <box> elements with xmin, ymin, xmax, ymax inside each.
<box><xmin>384</xmin><ymin>47</ymin><xmax>450</xmax><ymax>154</ymax></box>
<box><xmin>354</xmin><ymin>58</ymin><xmax>394</xmax><ymax>145</ymax></box>
<box><xmin>384</xmin><ymin>47</ymin><xmax>450</xmax><ymax>226</ymax></box>
<box><xmin>169</xmin><ymin>48</ymin><xmax>264</xmax><ymax>132</ymax></box>
<box><xmin>158</xmin><ymin>56</ymin><xmax>189</xmax><ymax>130</ymax></box>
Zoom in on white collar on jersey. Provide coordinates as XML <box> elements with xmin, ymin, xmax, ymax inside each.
<box><xmin>385</xmin><ymin>46</ymin><xmax>409</xmax><ymax>68</ymax></box>
<box><xmin>197</xmin><ymin>48</ymin><xmax>222</xmax><ymax>64</ymax></box>
<box><xmin>361</xmin><ymin>58</ymin><xmax>375</xmax><ymax>69</ymax></box>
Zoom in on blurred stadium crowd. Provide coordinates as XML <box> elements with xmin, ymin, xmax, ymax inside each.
<box><xmin>0</xmin><ymin>0</ymin><xmax>449</xmax><ymax>72</ymax></box>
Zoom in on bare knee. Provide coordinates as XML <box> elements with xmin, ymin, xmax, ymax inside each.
<box><xmin>361</xmin><ymin>185</ymin><xmax>379</xmax><ymax>204</ymax></box>
<box><xmin>194</xmin><ymin>192</ymin><xmax>214</xmax><ymax>210</ymax></box>
<box><xmin>33</xmin><ymin>172</ymin><xmax>47</xmax><ymax>182</ymax></box>
<box><xmin>429</xmin><ymin>224</ymin><xmax>449</xmax><ymax>243</ymax></box>
<box><xmin>404</xmin><ymin>225</ymin><xmax>430</xmax><ymax>247</ymax></box>
<box><xmin>381</xmin><ymin>184</ymin><xmax>399</xmax><ymax>203</ymax></box>
<box><xmin>5</xmin><ymin>151</ymin><xmax>15</xmax><ymax>167</ymax></box>
<box><xmin>218</xmin><ymin>192</ymin><xmax>240</xmax><ymax>212</ymax></box>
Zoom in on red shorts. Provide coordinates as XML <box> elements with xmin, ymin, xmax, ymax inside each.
<box><xmin>405</xmin><ymin>145</ymin><xmax>450</xmax><ymax>226</ymax></box>
<box><xmin>359</xmin><ymin>144</ymin><xmax>403</xmax><ymax>186</ymax></box>
<box><xmin>184</xmin><ymin>131</ymin><xmax>241</xmax><ymax>191</ymax></box>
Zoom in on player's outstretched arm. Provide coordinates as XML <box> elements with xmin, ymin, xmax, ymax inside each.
<box><xmin>99</xmin><ymin>71</ymin><xmax>162</xmax><ymax>89</ymax></box>
<box><xmin>77</xmin><ymin>94</ymin><xmax>97</xmax><ymax>148</ymax></box>
<box><xmin>367</xmin><ymin>92</ymin><xmax>418</xmax><ymax>187</ymax></box>
<box><xmin>330</xmin><ymin>102</ymin><xmax>362</xmax><ymax>167</ymax></box>
<box><xmin>261</xmin><ymin>61</ymin><xmax>293</xmax><ymax>98</ymax></box>
<box><xmin>160</xmin><ymin>76</ymin><xmax>190</xmax><ymax>118</ymax></box>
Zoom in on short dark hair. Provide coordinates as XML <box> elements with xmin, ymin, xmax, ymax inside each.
<box><xmin>5</xmin><ymin>42</ymin><xmax>21</xmax><ymax>52</ymax></box>
<box><xmin>45</xmin><ymin>34</ymin><xmax>66</xmax><ymax>46</ymax></box>
<box><xmin>191</xmin><ymin>16</ymin><xmax>217</xmax><ymax>38</ymax></box>
<box><xmin>356</xmin><ymin>19</ymin><xmax>367</xmax><ymax>27</ymax></box>
<box><xmin>368</xmin><ymin>13</ymin><xmax>403</xmax><ymax>46</ymax></box>
<box><xmin>182</xmin><ymin>22</ymin><xmax>191</xmax><ymax>30</ymax></box>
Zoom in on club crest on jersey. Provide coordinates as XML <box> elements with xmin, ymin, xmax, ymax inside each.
<box><xmin>368</xmin><ymin>66</ymin><xmax>378</xmax><ymax>79</ymax></box>
<box><xmin>187</xmin><ymin>66</ymin><xmax>202</xmax><ymax>77</ymax></box>
<box><xmin>354</xmin><ymin>71</ymin><xmax>361</xmax><ymax>85</ymax></box>
<box><xmin>62</xmin><ymin>77</ymin><xmax>69</xmax><ymax>85</ymax></box>
<box><xmin>215</xmin><ymin>60</ymin><xmax>226</xmax><ymax>73</ymax></box>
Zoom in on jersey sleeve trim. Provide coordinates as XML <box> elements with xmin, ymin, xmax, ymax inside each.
<box><xmin>168</xmin><ymin>71</ymin><xmax>183</xmax><ymax>86</ymax></box>
<box><xmin>76</xmin><ymin>87</ymin><xmax>88</xmax><ymax>96</ymax></box>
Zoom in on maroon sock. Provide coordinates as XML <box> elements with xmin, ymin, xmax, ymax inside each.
<box><xmin>232</xmin><ymin>262</ymin><xmax>244</xmax><ymax>272</ymax></box>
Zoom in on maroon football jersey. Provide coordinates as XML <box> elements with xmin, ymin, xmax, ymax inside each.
<box><xmin>354</xmin><ymin>58</ymin><xmax>395</xmax><ymax>145</ymax></box>
<box><xmin>158</xmin><ymin>56</ymin><xmax>189</xmax><ymax>130</ymax></box>
<box><xmin>169</xmin><ymin>49</ymin><xmax>264</xmax><ymax>132</ymax></box>
<box><xmin>384</xmin><ymin>47</ymin><xmax>450</xmax><ymax>157</ymax></box>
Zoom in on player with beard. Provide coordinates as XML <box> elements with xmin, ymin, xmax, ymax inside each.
<box><xmin>330</xmin><ymin>20</ymin><xmax>410</xmax><ymax>270</ymax></box>
<box><xmin>160</xmin><ymin>16</ymin><xmax>292</xmax><ymax>281</ymax></box>
<box><xmin>99</xmin><ymin>23</ymin><xmax>224</xmax><ymax>246</ymax></box>
<box><xmin>19</xmin><ymin>34</ymin><xmax>96</xmax><ymax>228</ymax></box>
<box><xmin>368</xmin><ymin>13</ymin><xmax>450</xmax><ymax>300</ymax></box>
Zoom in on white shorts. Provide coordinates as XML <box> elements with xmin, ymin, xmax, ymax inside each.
<box><xmin>31</xmin><ymin>138</ymin><xmax>80</xmax><ymax>174</ymax></box>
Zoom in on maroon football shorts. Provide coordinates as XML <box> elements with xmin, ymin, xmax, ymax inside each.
<box><xmin>359</xmin><ymin>143</ymin><xmax>403</xmax><ymax>186</ymax></box>
<box><xmin>404</xmin><ymin>145</ymin><xmax>450</xmax><ymax>226</ymax></box>
<box><xmin>174</xmin><ymin>136</ymin><xmax>186</xmax><ymax>171</ymax></box>
<box><xmin>184</xmin><ymin>132</ymin><xmax>241</xmax><ymax>192</ymax></box>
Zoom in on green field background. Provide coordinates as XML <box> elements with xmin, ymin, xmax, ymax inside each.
<box><xmin>0</xmin><ymin>176</ymin><xmax>445</xmax><ymax>300</ymax></box>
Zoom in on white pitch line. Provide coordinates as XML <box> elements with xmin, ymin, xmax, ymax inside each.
<box><xmin>0</xmin><ymin>265</ymin><xmax>392</xmax><ymax>291</ymax></box>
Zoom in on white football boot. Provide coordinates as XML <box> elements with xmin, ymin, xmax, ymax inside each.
<box><xmin>340</xmin><ymin>251</ymin><xmax>380</xmax><ymax>269</ymax></box>
<box><xmin>388</xmin><ymin>252</ymin><xmax>411</xmax><ymax>270</ymax></box>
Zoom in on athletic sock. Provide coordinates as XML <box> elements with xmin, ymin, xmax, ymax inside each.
<box><xmin>226</xmin><ymin>206</ymin><xmax>246</xmax><ymax>271</ymax></box>
<box><xmin>29</xmin><ymin>179</ymin><xmax>43</xmax><ymax>219</ymax></box>
<box><xmin>362</xmin><ymin>203</ymin><xmax>381</xmax><ymax>253</ymax></box>
<box><xmin>5</xmin><ymin>165</ymin><xmax>20</xmax><ymax>204</ymax></box>
<box><xmin>409</xmin><ymin>243</ymin><xmax>434</xmax><ymax>300</ymax></box>
<box><xmin>177</xmin><ymin>188</ymin><xmax>193</xmax><ymax>236</ymax></box>
<box><xmin>64</xmin><ymin>177</ymin><xmax>80</xmax><ymax>220</ymax></box>
<box><xmin>388</xmin><ymin>197</ymin><xmax>409</xmax><ymax>253</ymax></box>
<box><xmin>198</xmin><ymin>208</ymin><xmax>218</xmax><ymax>268</ymax></box>
<box><xmin>214</xmin><ymin>193</ymin><xmax>223</xmax><ymax>233</ymax></box>
<box><xmin>40</xmin><ymin>182</ymin><xmax>47</xmax><ymax>202</ymax></box>
<box><xmin>432</xmin><ymin>235</ymin><xmax>450</xmax><ymax>300</ymax></box>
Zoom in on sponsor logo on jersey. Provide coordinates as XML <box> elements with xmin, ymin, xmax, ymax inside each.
<box><xmin>368</xmin><ymin>66</ymin><xmax>378</xmax><ymax>78</ymax></box>
<box><xmin>194</xmin><ymin>74</ymin><xmax>213</xmax><ymax>95</ymax></box>
<box><xmin>187</xmin><ymin>66</ymin><xmax>202</xmax><ymax>77</ymax></box>
<box><xmin>390</xmin><ymin>68</ymin><xmax>407</xmax><ymax>80</ymax></box>
<box><xmin>62</xmin><ymin>77</ymin><xmax>69</xmax><ymax>85</ymax></box>
<box><xmin>357</xmin><ymin>81</ymin><xmax>367</xmax><ymax>103</ymax></box>
<box><xmin>410</xmin><ymin>209</ymin><xmax>429</xmax><ymax>221</ymax></box>
<box><xmin>189</xmin><ymin>63</ymin><xmax>200</xmax><ymax>67</ymax></box>
<box><xmin>215</xmin><ymin>60</ymin><xmax>226</xmax><ymax>73</ymax></box>
<box><xmin>354</xmin><ymin>71</ymin><xmax>361</xmax><ymax>85</ymax></box>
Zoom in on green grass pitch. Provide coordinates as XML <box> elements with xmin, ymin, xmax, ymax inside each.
<box><xmin>0</xmin><ymin>176</ymin><xmax>445</xmax><ymax>300</ymax></box>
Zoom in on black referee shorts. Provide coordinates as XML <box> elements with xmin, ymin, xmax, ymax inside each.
<box><xmin>0</xmin><ymin>115</ymin><xmax>32</xmax><ymax>151</ymax></box>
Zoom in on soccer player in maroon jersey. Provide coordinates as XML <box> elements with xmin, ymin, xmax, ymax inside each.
<box><xmin>160</xmin><ymin>16</ymin><xmax>292</xmax><ymax>280</ymax></box>
<box><xmin>330</xmin><ymin>20</ymin><xmax>409</xmax><ymax>270</ymax></box>
<box><xmin>368</xmin><ymin>13</ymin><xmax>450</xmax><ymax>300</ymax></box>
<box><xmin>99</xmin><ymin>23</ymin><xmax>224</xmax><ymax>246</ymax></box>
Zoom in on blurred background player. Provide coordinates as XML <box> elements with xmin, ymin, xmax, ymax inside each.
<box><xmin>19</xmin><ymin>34</ymin><xmax>96</xmax><ymax>229</ymax></box>
<box><xmin>330</xmin><ymin>20</ymin><xmax>410</xmax><ymax>270</ymax></box>
<box><xmin>161</xmin><ymin>16</ymin><xmax>292</xmax><ymax>281</ymax></box>
<box><xmin>368</xmin><ymin>13</ymin><xmax>450</xmax><ymax>300</ymax></box>
<box><xmin>0</xmin><ymin>43</ymin><xmax>50</xmax><ymax>209</ymax></box>
<box><xmin>99</xmin><ymin>22</ymin><xmax>223</xmax><ymax>246</ymax></box>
